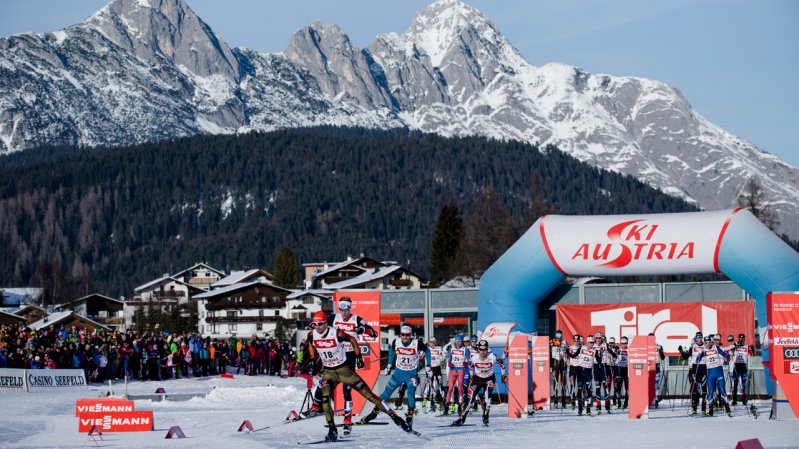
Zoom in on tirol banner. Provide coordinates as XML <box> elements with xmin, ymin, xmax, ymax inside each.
<box><xmin>767</xmin><ymin>292</ymin><xmax>799</xmax><ymax>417</ymax></box>
<box><xmin>556</xmin><ymin>302</ymin><xmax>754</xmax><ymax>355</ymax></box>
<box><xmin>333</xmin><ymin>290</ymin><xmax>380</xmax><ymax>416</ymax></box>
<box><xmin>539</xmin><ymin>210</ymin><xmax>734</xmax><ymax>276</ymax></box>
<box><xmin>480</xmin><ymin>322</ymin><xmax>517</xmax><ymax>348</ymax></box>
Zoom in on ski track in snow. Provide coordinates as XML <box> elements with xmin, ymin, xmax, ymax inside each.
<box><xmin>0</xmin><ymin>375</ymin><xmax>796</xmax><ymax>448</ymax></box>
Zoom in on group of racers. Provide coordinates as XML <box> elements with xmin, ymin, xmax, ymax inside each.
<box><xmin>301</xmin><ymin>298</ymin><xmax>755</xmax><ymax>441</ymax></box>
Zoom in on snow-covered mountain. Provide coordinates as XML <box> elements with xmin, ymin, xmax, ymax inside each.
<box><xmin>1</xmin><ymin>0</ymin><xmax>797</xmax><ymax>238</ymax></box>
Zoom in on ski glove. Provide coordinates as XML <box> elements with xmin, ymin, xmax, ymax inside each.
<box><xmin>501</xmin><ymin>374</ymin><xmax>508</xmax><ymax>384</ymax></box>
<box><xmin>355</xmin><ymin>326</ymin><xmax>366</xmax><ymax>335</ymax></box>
<box><xmin>355</xmin><ymin>354</ymin><xmax>365</xmax><ymax>369</ymax></box>
<box><xmin>382</xmin><ymin>367</ymin><xmax>391</xmax><ymax>376</ymax></box>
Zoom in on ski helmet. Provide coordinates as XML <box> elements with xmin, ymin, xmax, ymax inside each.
<box><xmin>727</xmin><ymin>335</ymin><xmax>734</xmax><ymax>342</ymax></box>
<box><xmin>555</xmin><ymin>330</ymin><xmax>563</xmax><ymax>339</ymax></box>
<box><xmin>470</xmin><ymin>335</ymin><xmax>479</xmax><ymax>343</ymax></box>
<box><xmin>704</xmin><ymin>336</ymin><xmax>712</xmax><ymax>343</ymax></box>
<box><xmin>608</xmin><ymin>337</ymin><xmax>616</xmax><ymax>344</ymax></box>
<box><xmin>620</xmin><ymin>337</ymin><xmax>628</xmax><ymax>344</ymax></box>
<box><xmin>311</xmin><ymin>311</ymin><xmax>327</xmax><ymax>326</ymax></box>
<box><xmin>429</xmin><ymin>337</ymin><xmax>437</xmax><ymax>343</ymax></box>
<box><xmin>586</xmin><ymin>336</ymin><xmax>595</xmax><ymax>343</ymax></box>
<box><xmin>454</xmin><ymin>335</ymin><xmax>464</xmax><ymax>342</ymax></box>
<box><xmin>477</xmin><ymin>340</ymin><xmax>489</xmax><ymax>350</ymax></box>
<box><xmin>400</xmin><ymin>325</ymin><xmax>413</xmax><ymax>336</ymax></box>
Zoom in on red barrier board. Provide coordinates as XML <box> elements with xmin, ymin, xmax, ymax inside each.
<box><xmin>507</xmin><ymin>334</ymin><xmax>529</xmax><ymax>418</ymax></box>
<box><xmin>628</xmin><ymin>336</ymin><xmax>650</xmax><ymax>419</ymax></box>
<box><xmin>530</xmin><ymin>336</ymin><xmax>550</xmax><ymax>410</ymax></box>
<box><xmin>75</xmin><ymin>398</ymin><xmax>134</xmax><ymax>417</ymax></box>
<box><xmin>556</xmin><ymin>302</ymin><xmax>754</xmax><ymax>355</ymax></box>
<box><xmin>333</xmin><ymin>291</ymin><xmax>380</xmax><ymax>416</ymax></box>
<box><xmin>767</xmin><ymin>292</ymin><xmax>799</xmax><ymax>417</ymax></box>
<box><xmin>78</xmin><ymin>411</ymin><xmax>154</xmax><ymax>432</ymax></box>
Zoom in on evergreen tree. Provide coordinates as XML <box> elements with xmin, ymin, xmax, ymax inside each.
<box><xmin>272</xmin><ymin>246</ymin><xmax>301</xmax><ymax>288</ymax></box>
<box><xmin>453</xmin><ymin>187</ymin><xmax>517</xmax><ymax>285</ymax></box>
<box><xmin>736</xmin><ymin>176</ymin><xmax>779</xmax><ymax>230</ymax></box>
<box><xmin>429</xmin><ymin>204</ymin><xmax>464</xmax><ymax>287</ymax></box>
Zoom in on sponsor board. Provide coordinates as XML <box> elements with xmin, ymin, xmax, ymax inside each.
<box><xmin>0</xmin><ymin>369</ymin><xmax>87</xmax><ymax>393</ymax></box>
<box><xmin>556</xmin><ymin>302</ymin><xmax>754</xmax><ymax>355</ymax></box>
<box><xmin>775</xmin><ymin>337</ymin><xmax>799</xmax><ymax>346</ymax></box>
<box><xmin>783</xmin><ymin>347</ymin><xmax>799</xmax><ymax>360</ymax></box>
<box><xmin>333</xmin><ymin>291</ymin><xmax>380</xmax><ymax>416</ymax></box>
<box><xmin>75</xmin><ymin>399</ymin><xmax>134</xmax><ymax>417</ymax></box>
<box><xmin>78</xmin><ymin>411</ymin><xmax>154</xmax><ymax>432</ymax></box>
<box><xmin>540</xmin><ymin>210</ymin><xmax>736</xmax><ymax>276</ymax></box>
<box><xmin>785</xmin><ymin>361</ymin><xmax>799</xmax><ymax>375</ymax></box>
<box><xmin>767</xmin><ymin>293</ymin><xmax>799</xmax><ymax>417</ymax></box>
<box><xmin>0</xmin><ymin>369</ymin><xmax>25</xmax><ymax>390</ymax></box>
<box><xmin>481</xmin><ymin>322</ymin><xmax>517</xmax><ymax>347</ymax></box>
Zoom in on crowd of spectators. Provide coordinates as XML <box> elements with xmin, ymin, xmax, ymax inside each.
<box><xmin>0</xmin><ymin>322</ymin><xmax>297</xmax><ymax>382</ymax></box>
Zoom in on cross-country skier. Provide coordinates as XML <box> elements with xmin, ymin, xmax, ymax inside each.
<box><xmin>358</xmin><ymin>325</ymin><xmax>429</xmax><ymax>430</ymax></box>
<box><xmin>567</xmin><ymin>335</ymin><xmax>583</xmax><ymax>409</ymax></box>
<box><xmin>593</xmin><ymin>332</ymin><xmax>612</xmax><ymax>414</ymax></box>
<box><xmin>305</xmin><ymin>311</ymin><xmax>410</xmax><ymax>442</ymax></box>
<box><xmin>731</xmin><ymin>333</ymin><xmax>754</xmax><ymax>406</ymax></box>
<box><xmin>648</xmin><ymin>333</ymin><xmax>665</xmax><ymax>408</ymax></box>
<box><xmin>695</xmin><ymin>335</ymin><xmax>732</xmax><ymax>416</ymax></box>
<box><xmin>550</xmin><ymin>330</ymin><xmax>568</xmax><ymax>409</ymax></box>
<box><xmin>609</xmin><ymin>336</ymin><xmax>629</xmax><ymax>409</ymax></box>
<box><xmin>453</xmin><ymin>339</ymin><xmax>506</xmax><ymax>426</ymax></box>
<box><xmin>328</xmin><ymin>296</ymin><xmax>378</xmax><ymax>431</ymax></box>
<box><xmin>444</xmin><ymin>335</ymin><xmax>470</xmax><ymax>415</ymax></box>
<box><xmin>567</xmin><ymin>335</ymin><xmax>601</xmax><ymax>416</ymax></box>
<box><xmin>422</xmin><ymin>337</ymin><xmax>446</xmax><ymax>412</ymax></box>
<box><xmin>679</xmin><ymin>333</ymin><xmax>708</xmax><ymax>415</ymax></box>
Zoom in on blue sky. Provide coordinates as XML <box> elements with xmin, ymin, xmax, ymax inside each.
<box><xmin>2</xmin><ymin>0</ymin><xmax>797</xmax><ymax>166</ymax></box>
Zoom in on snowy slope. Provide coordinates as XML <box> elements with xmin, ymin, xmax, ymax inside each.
<box><xmin>0</xmin><ymin>374</ymin><xmax>797</xmax><ymax>448</ymax></box>
<box><xmin>1</xmin><ymin>0</ymin><xmax>798</xmax><ymax>238</ymax></box>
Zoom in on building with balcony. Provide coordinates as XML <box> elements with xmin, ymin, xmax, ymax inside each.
<box><xmin>195</xmin><ymin>281</ymin><xmax>293</xmax><ymax>338</ymax></box>
<box><xmin>172</xmin><ymin>263</ymin><xmax>226</xmax><ymax>289</ymax></box>
<box><xmin>55</xmin><ymin>294</ymin><xmax>125</xmax><ymax>331</ymax></box>
<box><xmin>304</xmin><ymin>256</ymin><xmax>424</xmax><ymax>290</ymax></box>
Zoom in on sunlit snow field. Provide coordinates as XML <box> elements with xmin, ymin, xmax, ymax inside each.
<box><xmin>0</xmin><ymin>374</ymin><xmax>797</xmax><ymax>449</ymax></box>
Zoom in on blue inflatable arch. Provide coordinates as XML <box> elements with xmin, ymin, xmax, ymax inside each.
<box><xmin>478</xmin><ymin>209</ymin><xmax>799</xmax><ymax>341</ymax></box>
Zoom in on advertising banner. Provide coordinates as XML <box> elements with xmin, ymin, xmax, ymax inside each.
<box><xmin>0</xmin><ymin>368</ymin><xmax>26</xmax><ymax>392</ymax></box>
<box><xmin>556</xmin><ymin>302</ymin><xmax>754</xmax><ymax>355</ymax></box>
<box><xmin>481</xmin><ymin>322</ymin><xmax>517</xmax><ymax>348</ymax></box>
<box><xmin>628</xmin><ymin>336</ymin><xmax>651</xmax><ymax>419</ymax></box>
<box><xmin>506</xmin><ymin>334</ymin><xmax>529</xmax><ymax>418</ymax></box>
<box><xmin>75</xmin><ymin>398</ymin><xmax>134</xmax><ymax>417</ymax></box>
<box><xmin>539</xmin><ymin>210</ymin><xmax>735</xmax><ymax>276</ymax></box>
<box><xmin>26</xmin><ymin>369</ymin><xmax>87</xmax><ymax>392</ymax></box>
<box><xmin>767</xmin><ymin>292</ymin><xmax>799</xmax><ymax>418</ymax></box>
<box><xmin>78</xmin><ymin>411</ymin><xmax>154</xmax><ymax>432</ymax></box>
<box><xmin>333</xmin><ymin>291</ymin><xmax>380</xmax><ymax>416</ymax></box>
<box><xmin>530</xmin><ymin>336</ymin><xmax>550</xmax><ymax>410</ymax></box>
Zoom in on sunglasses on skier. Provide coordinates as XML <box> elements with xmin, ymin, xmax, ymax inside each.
<box><xmin>400</xmin><ymin>333</ymin><xmax>412</xmax><ymax>337</ymax></box>
<box><xmin>310</xmin><ymin>321</ymin><xmax>326</xmax><ymax>328</ymax></box>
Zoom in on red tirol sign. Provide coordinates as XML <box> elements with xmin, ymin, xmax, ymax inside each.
<box><xmin>333</xmin><ymin>290</ymin><xmax>380</xmax><ymax>416</ymax></box>
<box><xmin>75</xmin><ymin>398</ymin><xmax>134</xmax><ymax>417</ymax></box>
<box><xmin>556</xmin><ymin>302</ymin><xmax>754</xmax><ymax>355</ymax></box>
<box><xmin>767</xmin><ymin>292</ymin><xmax>799</xmax><ymax>417</ymax></box>
<box><xmin>78</xmin><ymin>411</ymin><xmax>154</xmax><ymax>432</ymax></box>
<box><xmin>540</xmin><ymin>210</ymin><xmax>738</xmax><ymax>276</ymax></box>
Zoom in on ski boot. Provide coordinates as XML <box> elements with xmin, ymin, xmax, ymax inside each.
<box><xmin>690</xmin><ymin>407</ymin><xmax>698</xmax><ymax>416</ymax></box>
<box><xmin>389</xmin><ymin>412</ymin><xmax>411</xmax><ymax>432</ymax></box>
<box><xmin>394</xmin><ymin>399</ymin><xmax>404</xmax><ymax>410</ymax></box>
<box><xmin>422</xmin><ymin>399</ymin><xmax>428</xmax><ymax>413</ymax></box>
<box><xmin>342</xmin><ymin>413</ymin><xmax>352</xmax><ymax>435</ymax></box>
<box><xmin>482</xmin><ymin>411</ymin><xmax>490</xmax><ymax>426</ymax></box>
<box><xmin>622</xmin><ymin>399</ymin><xmax>628</xmax><ymax>409</ymax></box>
<box><xmin>452</xmin><ymin>415</ymin><xmax>465</xmax><ymax>426</ymax></box>
<box><xmin>405</xmin><ymin>408</ymin><xmax>414</xmax><ymax>431</ymax></box>
<box><xmin>442</xmin><ymin>402</ymin><xmax>450</xmax><ymax>415</ymax></box>
<box><xmin>707</xmin><ymin>407</ymin><xmax>714</xmax><ymax>417</ymax></box>
<box><xmin>325</xmin><ymin>424</ymin><xmax>338</xmax><ymax>442</ymax></box>
<box><xmin>302</xmin><ymin>403</ymin><xmax>320</xmax><ymax>418</ymax></box>
<box><xmin>357</xmin><ymin>409</ymin><xmax>379</xmax><ymax>425</ymax></box>
<box><xmin>586</xmin><ymin>407</ymin><xmax>592</xmax><ymax>416</ymax></box>
<box><xmin>578</xmin><ymin>402</ymin><xmax>584</xmax><ymax>416</ymax></box>
<box><xmin>724</xmin><ymin>402</ymin><xmax>732</xmax><ymax>417</ymax></box>
<box><xmin>701</xmin><ymin>402</ymin><xmax>707</xmax><ymax>415</ymax></box>
<box><xmin>605</xmin><ymin>403</ymin><xmax>612</xmax><ymax>415</ymax></box>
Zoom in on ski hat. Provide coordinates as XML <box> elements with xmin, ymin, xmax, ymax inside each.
<box><xmin>620</xmin><ymin>337</ymin><xmax>628</xmax><ymax>344</ymax></box>
<box><xmin>477</xmin><ymin>340</ymin><xmax>489</xmax><ymax>350</ymax></box>
<box><xmin>713</xmin><ymin>334</ymin><xmax>721</xmax><ymax>341</ymax></box>
<box><xmin>555</xmin><ymin>330</ymin><xmax>563</xmax><ymax>338</ymax></box>
<box><xmin>608</xmin><ymin>337</ymin><xmax>616</xmax><ymax>344</ymax></box>
<box><xmin>594</xmin><ymin>332</ymin><xmax>602</xmax><ymax>338</ymax></box>
<box><xmin>727</xmin><ymin>335</ymin><xmax>735</xmax><ymax>342</ymax></box>
<box><xmin>704</xmin><ymin>335</ymin><xmax>712</xmax><ymax>343</ymax></box>
<box><xmin>311</xmin><ymin>311</ymin><xmax>327</xmax><ymax>326</ymax></box>
<box><xmin>470</xmin><ymin>335</ymin><xmax>479</xmax><ymax>342</ymax></box>
<box><xmin>574</xmin><ymin>334</ymin><xmax>582</xmax><ymax>342</ymax></box>
<box><xmin>454</xmin><ymin>335</ymin><xmax>464</xmax><ymax>342</ymax></box>
<box><xmin>400</xmin><ymin>325</ymin><xmax>413</xmax><ymax>335</ymax></box>
<box><xmin>586</xmin><ymin>336</ymin><xmax>595</xmax><ymax>343</ymax></box>
<box><xmin>429</xmin><ymin>337</ymin><xmax>437</xmax><ymax>343</ymax></box>
<box><xmin>738</xmin><ymin>333</ymin><xmax>746</xmax><ymax>340</ymax></box>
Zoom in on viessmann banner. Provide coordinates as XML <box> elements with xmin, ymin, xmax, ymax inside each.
<box><xmin>556</xmin><ymin>302</ymin><xmax>754</xmax><ymax>355</ymax></box>
<box><xmin>539</xmin><ymin>210</ymin><xmax>737</xmax><ymax>276</ymax></box>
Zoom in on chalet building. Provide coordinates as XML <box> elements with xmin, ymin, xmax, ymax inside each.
<box><xmin>12</xmin><ymin>305</ymin><xmax>48</xmax><ymax>325</ymax></box>
<box><xmin>0</xmin><ymin>310</ymin><xmax>25</xmax><ymax>325</ymax></box>
<box><xmin>304</xmin><ymin>256</ymin><xmax>424</xmax><ymax>290</ymax></box>
<box><xmin>125</xmin><ymin>275</ymin><xmax>206</xmax><ymax>331</ymax></box>
<box><xmin>28</xmin><ymin>311</ymin><xmax>110</xmax><ymax>332</ymax></box>
<box><xmin>286</xmin><ymin>290</ymin><xmax>333</xmax><ymax>322</ymax></box>
<box><xmin>195</xmin><ymin>281</ymin><xmax>293</xmax><ymax>338</ymax></box>
<box><xmin>211</xmin><ymin>269</ymin><xmax>274</xmax><ymax>290</ymax></box>
<box><xmin>172</xmin><ymin>263</ymin><xmax>226</xmax><ymax>290</ymax></box>
<box><xmin>56</xmin><ymin>294</ymin><xmax>125</xmax><ymax>332</ymax></box>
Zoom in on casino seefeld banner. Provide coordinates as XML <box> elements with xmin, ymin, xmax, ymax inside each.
<box><xmin>0</xmin><ymin>368</ymin><xmax>87</xmax><ymax>392</ymax></box>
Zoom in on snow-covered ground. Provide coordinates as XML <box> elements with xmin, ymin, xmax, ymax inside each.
<box><xmin>0</xmin><ymin>374</ymin><xmax>797</xmax><ymax>449</ymax></box>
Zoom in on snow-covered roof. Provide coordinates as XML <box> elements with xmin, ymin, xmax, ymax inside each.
<box><xmin>212</xmin><ymin>269</ymin><xmax>272</xmax><ymax>288</ymax></box>
<box><xmin>440</xmin><ymin>276</ymin><xmax>480</xmax><ymax>288</ymax></box>
<box><xmin>172</xmin><ymin>262</ymin><xmax>225</xmax><ymax>279</ymax></box>
<box><xmin>0</xmin><ymin>310</ymin><xmax>24</xmax><ymax>322</ymax></box>
<box><xmin>1</xmin><ymin>287</ymin><xmax>43</xmax><ymax>306</ymax></box>
<box><xmin>56</xmin><ymin>293</ymin><xmax>123</xmax><ymax>310</ymax></box>
<box><xmin>286</xmin><ymin>289</ymin><xmax>332</xmax><ymax>299</ymax></box>
<box><xmin>324</xmin><ymin>265</ymin><xmax>404</xmax><ymax>289</ymax></box>
<box><xmin>311</xmin><ymin>256</ymin><xmax>388</xmax><ymax>280</ymax></box>
<box><xmin>194</xmin><ymin>281</ymin><xmax>292</xmax><ymax>300</ymax></box>
<box><xmin>134</xmin><ymin>276</ymin><xmax>199</xmax><ymax>293</ymax></box>
<box><xmin>28</xmin><ymin>311</ymin><xmax>109</xmax><ymax>331</ymax></box>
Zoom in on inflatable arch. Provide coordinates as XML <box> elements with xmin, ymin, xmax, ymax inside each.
<box><xmin>478</xmin><ymin>209</ymin><xmax>799</xmax><ymax>383</ymax></box>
